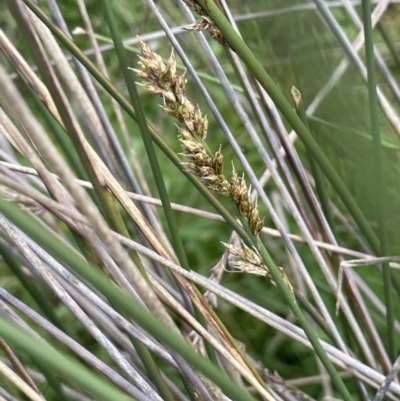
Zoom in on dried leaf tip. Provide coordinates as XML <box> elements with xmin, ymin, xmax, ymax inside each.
<box><xmin>291</xmin><ymin>86</ymin><xmax>302</xmax><ymax>109</ymax></box>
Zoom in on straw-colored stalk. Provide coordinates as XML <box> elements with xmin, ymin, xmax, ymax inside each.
<box><xmin>131</xmin><ymin>40</ymin><xmax>293</xmax><ymax>290</ymax></box>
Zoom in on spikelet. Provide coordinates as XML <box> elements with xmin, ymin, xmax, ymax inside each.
<box><xmin>181</xmin><ymin>1</ymin><xmax>232</xmax><ymax>49</ymax></box>
<box><xmin>222</xmin><ymin>241</ymin><xmax>293</xmax><ymax>293</ymax></box>
<box><xmin>229</xmin><ymin>165</ymin><xmax>264</xmax><ymax>236</ymax></box>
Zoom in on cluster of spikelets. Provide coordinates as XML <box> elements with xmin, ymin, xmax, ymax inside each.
<box><xmin>131</xmin><ymin>41</ymin><xmax>288</xmax><ymax>283</ymax></box>
<box><xmin>181</xmin><ymin>0</ymin><xmax>232</xmax><ymax>49</ymax></box>
<box><xmin>131</xmin><ymin>40</ymin><xmax>263</xmax><ymax>236</ymax></box>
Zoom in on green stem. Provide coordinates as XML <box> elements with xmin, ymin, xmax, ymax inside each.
<box><xmin>34</xmin><ymin>360</ymin><xmax>70</xmax><ymax>401</ymax></box>
<box><xmin>101</xmin><ymin>2</ymin><xmax>183</xmax><ymax>399</ymax></box>
<box><xmin>194</xmin><ymin>0</ymin><xmax>378</xmax><ymax>255</ymax></box>
<box><xmin>377</xmin><ymin>23</ymin><xmax>400</xmax><ymax>70</ymax></box>
<box><xmin>308</xmin><ymin>116</ymin><xmax>400</xmax><ymax>151</ymax></box>
<box><xmin>292</xmin><ymin>88</ymin><xmax>335</xmax><ymax>235</ymax></box>
<box><xmin>101</xmin><ymin>0</ymin><xmax>188</xmax><ymax>275</ymax></box>
<box><xmin>361</xmin><ymin>0</ymin><xmax>395</xmax><ymax>361</ymax></box>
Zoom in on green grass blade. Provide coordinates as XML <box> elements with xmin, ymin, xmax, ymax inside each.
<box><xmin>101</xmin><ymin>0</ymin><xmax>188</xmax><ymax>271</ymax></box>
<box><xmin>361</xmin><ymin>0</ymin><xmax>395</xmax><ymax>361</ymax></box>
<box><xmin>292</xmin><ymin>87</ymin><xmax>335</xmax><ymax>235</ymax></box>
<box><xmin>377</xmin><ymin>23</ymin><xmax>400</xmax><ymax>69</ymax></box>
<box><xmin>0</xmin><ymin>316</ymin><xmax>140</xmax><ymax>401</ymax></box>
<box><xmin>100</xmin><ymin>2</ymin><xmax>185</xmax><ymax>399</ymax></box>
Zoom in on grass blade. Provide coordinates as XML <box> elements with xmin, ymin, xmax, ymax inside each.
<box><xmin>361</xmin><ymin>0</ymin><xmax>395</xmax><ymax>361</ymax></box>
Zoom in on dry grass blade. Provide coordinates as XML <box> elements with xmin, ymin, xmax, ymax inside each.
<box><xmin>337</xmin><ymin>256</ymin><xmax>400</xmax><ymax>313</ymax></box>
<box><xmin>373</xmin><ymin>355</ymin><xmax>400</xmax><ymax>401</ymax></box>
<box><xmin>0</xmin><ymin>338</ymin><xmax>43</xmax><ymax>398</ymax></box>
<box><xmin>0</xmin><ymin>160</ymin><xmax>375</xmax><ymax>259</ymax></box>
<box><xmin>0</xmin><ymin>286</ymin><xmax>171</xmax><ymax>399</ymax></box>
<box><xmin>150</xmin><ymin>280</ymin><xmax>276</xmax><ymax>401</ymax></box>
<box><xmin>0</xmin><ymin>360</ymin><xmax>45</xmax><ymax>401</ymax></box>
<box><xmin>0</xmin><ymin>215</ymin><xmax>161</xmax><ymax>400</ymax></box>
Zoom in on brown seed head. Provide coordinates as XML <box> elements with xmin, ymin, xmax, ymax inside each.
<box><xmin>222</xmin><ymin>241</ymin><xmax>293</xmax><ymax>292</ymax></box>
<box><xmin>222</xmin><ymin>241</ymin><xmax>269</xmax><ymax>277</ymax></box>
<box><xmin>133</xmin><ymin>40</ymin><xmax>209</xmax><ymax>141</ymax></box>
<box><xmin>249</xmin><ymin>206</ymin><xmax>264</xmax><ymax>236</ymax></box>
<box><xmin>132</xmin><ymin>40</ymin><xmax>264</xmax><ymax>236</ymax></box>
<box><xmin>228</xmin><ymin>166</ymin><xmax>264</xmax><ymax>235</ymax></box>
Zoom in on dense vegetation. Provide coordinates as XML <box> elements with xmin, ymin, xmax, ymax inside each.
<box><xmin>0</xmin><ymin>1</ymin><xmax>399</xmax><ymax>400</ymax></box>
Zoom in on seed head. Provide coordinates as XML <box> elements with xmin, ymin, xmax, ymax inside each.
<box><xmin>222</xmin><ymin>241</ymin><xmax>293</xmax><ymax>292</ymax></box>
<box><xmin>213</xmin><ymin>147</ymin><xmax>224</xmax><ymax>175</ymax></box>
<box><xmin>182</xmin><ymin>0</ymin><xmax>209</xmax><ymax>17</ymax></box>
<box><xmin>132</xmin><ymin>41</ymin><xmax>264</xmax><ymax>237</ymax></box>
<box><xmin>222</xmin><ymin>241</ymin><xmax>270</xmax><ymax>277</ymax></box>
<box><xmin>132</xmin><ymin>41</ymin><xmax>209</xmax><ymax>141</ymax></box>
<box><xmin>182</xmin><ymin>2</ymin><xmax>232</xmax><ymax>49</ymax></box>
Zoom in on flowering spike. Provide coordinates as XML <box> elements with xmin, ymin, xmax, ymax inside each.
<box><xmin>132</xmin><ymin>38</ymin><xmax>291</xmax><ymax>294</ymax></box>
